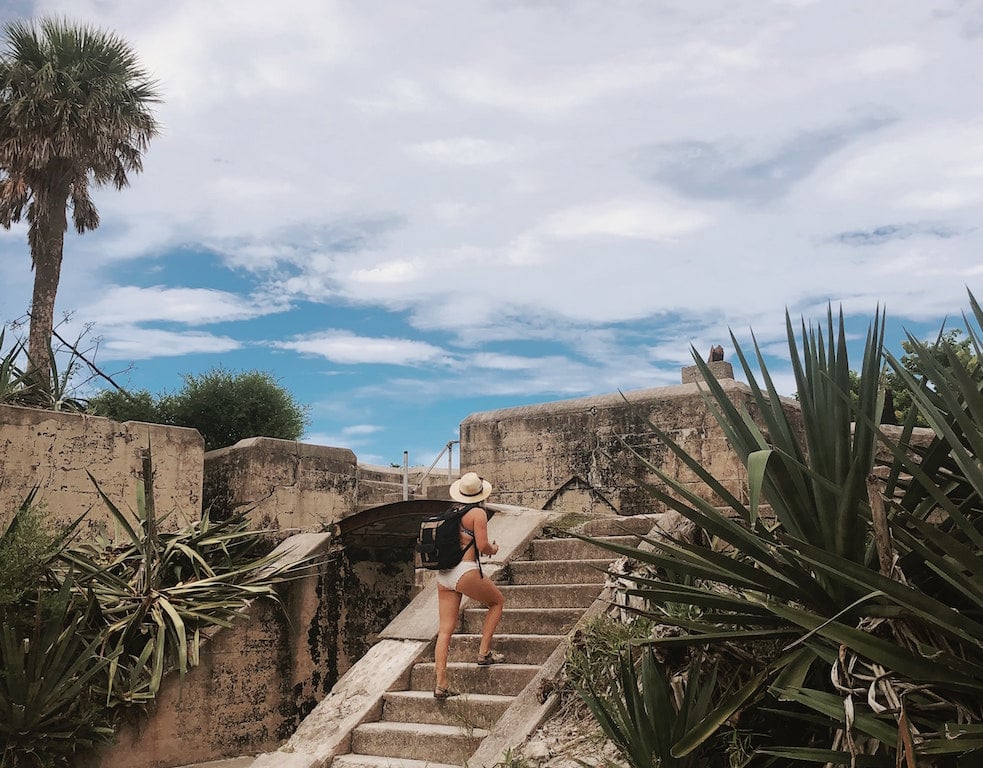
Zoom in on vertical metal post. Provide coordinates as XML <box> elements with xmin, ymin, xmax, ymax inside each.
<box><xmin>402</xmin><ymin>450</ymin><xmax>409</xmax><ymax>500</ymax></box>
<box><xmin>447</xmin><ymin>441</ymin><xmax>453</xmax><ymax>481</ymax></box>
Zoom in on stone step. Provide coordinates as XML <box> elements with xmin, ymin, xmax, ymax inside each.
<box><xmin>410</xmin><ymin>661</ymin><xmax>539</xmax><ymax>696</ymax></box>
<box><xmin>491</xmin><ymin>583</ymin><xmax>601</xmax><ymax>609</ymax></box>
<box><xmin>381</xmin><ymin>690</ymin><xmax>513</xmax><ymax>728</ymax></box>
<box><xmin>173</xmin><ymin>760</ymin><xmax>255</xmax><ymax>768</ymax></box>
<box><xmin>333</xmin><ymin>755</ymin><xmax>462</xmax><ymax>768</ymax></box>
<box><xmin>460</xmin><ymin>606</ymin><xmax>584</xmax><ymax>635</ymax></box>
<box><xmin>445</xmin><ymin>633</ymin><xmax>563</xmax><ymax>664</ymax></box>
<box><xmin>504</xmin><ymin>558</ymin><xmax>612</xmax><ymax>585</ymax></box>
<box><xmin>528</xmin><ymin>535</ymin><xmax>639</xmax><ymax>561</ymax></box>
<box><xmin>575</xmin><ymin>515</ymin><xmax>659</xmax><ymax>537</ymax></box>
<box><xmin>350</xmin><ymin>721</ymin><xmax>487</xmax><ymax>763</ymax></box>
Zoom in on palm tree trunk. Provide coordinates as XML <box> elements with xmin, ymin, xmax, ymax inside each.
<box><xmin>26</xmin><ymin>189</ymin><xmax>68</xmax><ymax>395</ymax></box>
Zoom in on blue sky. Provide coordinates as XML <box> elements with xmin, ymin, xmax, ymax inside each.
<box><xmin>1</xmin><ymin>0</ymin><xmax>981</xmax><ymax>467</ymax></box>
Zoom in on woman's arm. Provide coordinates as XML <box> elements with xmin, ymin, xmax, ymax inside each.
<box><xmin>468</xmin><ymin>507</ymin><xmax>498</xmax><ymax>556</ymax></box>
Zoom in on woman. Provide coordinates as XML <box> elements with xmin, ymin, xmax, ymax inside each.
<box><xmin>433</xmin><ymin>471</ymin><xmax>506</xmax><ymax>699</ymax></box>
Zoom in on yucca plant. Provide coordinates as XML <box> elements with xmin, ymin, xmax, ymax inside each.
<box><xmin>0</xmin><ymin>328</ymin><xmax>86</xmax><ymax>412</ymax></box>
<box><xmin>0</xmin><ymin>574</ymin><xmax>116</xmax><ymax>768</ymax></box>
<box><xmin>575</xmin><ymin>294</ymin><xmax>983</xmax><ymax>766</ymax></box>
<box><xmin>58</xmin><ymin>470</ymin><xmax>313</xmax><ymax>703</ymax></box>
<box><xmin>1</xmin><ymin>460</ymin><xmax>314</xmax><ymax>762</ymax></box>
<box><xmin>0</xmin><ymin>328</ymin><xmax>32</xmax><ymax>404</ymax></box>
<box><xmin>575</xmin><ymin>643</ymin><xmax>748</xmax><ymax>768</ymax></box>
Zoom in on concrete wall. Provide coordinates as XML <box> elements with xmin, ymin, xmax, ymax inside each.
<box><xmin>84</xmin><ymin>531</ymin><xmax>418</xmax><ymax>768</ymax></box>
<box><xmin>202</xmin><ymin>439</ymin><xmax>456</xmax><ymax>535</ymax></box>
<box><xmin>460</xmin><ymin>376</ymin><xmax>801</xmax><ymax>516</ymax></box>
<box><xmin>203</xmin><ymin>437</ymin><xmax>359</xmax><ymax>533</ymax></box>
<box><xmin>0</xmin><ymin>404</ymin><xmax>203</xmax><ymax>534</ymax></box>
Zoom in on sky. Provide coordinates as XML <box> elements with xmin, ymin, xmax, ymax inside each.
<box><xmin>1</xmin><ymin>0</ymin><xmax>982</xmax><ymax>468</ymax></box>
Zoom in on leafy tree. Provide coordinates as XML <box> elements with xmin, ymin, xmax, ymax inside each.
<box><xmin>88</xmin><ymin>368</ymin><xmax>310</xmax><ymax>451</ymax></box>
<box><xmin>0</xmin><ymin>17</ymin><xmax>160</xmax><ymax>392</ymax></box>
<box><xmin>852</xmin><ymin>328</ymin><xmax>979</xmax><ymax>425</ymax></box>
<box><xmin>167</xmin><ymin>368</ymin><xmax>309</xmax><ymax>451</ymax></box>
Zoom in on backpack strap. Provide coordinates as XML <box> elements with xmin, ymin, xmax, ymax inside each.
<box><xmin>456</xmin><ymin>503</ymin><xmax>483</xmax><ymax>579</ymax></box>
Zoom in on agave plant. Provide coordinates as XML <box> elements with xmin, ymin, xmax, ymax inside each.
<box><xmin>575</xmin><ymin>294</ymin><xmax>983</xmax><ymax>766</ymax></box>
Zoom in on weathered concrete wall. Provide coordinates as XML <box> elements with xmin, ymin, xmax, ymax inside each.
<box><xmin>86</xmin><ymin>534</ymin><xmax>333</xmax><ymax>768</ymax></box>
<box><xmin>203</xmin><ymin>437</ymin><xmax>358</xmax><ymax>533</ymax></box>
<box><xmin>0</xmin><ymin>404</ymin><xmax>203</xmax><ymax>534</ymax></box>
<box><xmin>85</xmin><ymin>530</ymin><xmax>418</xmax><ymax>768</ymax></box>
<box><xmin>460</xmin><ymin>377</ymin><xmax>801</xmax><ymax>516</ymax></box>
<box><xmin>331</xmin><ymin>541</ymin><xmax>417</xmax><ymax>672</ymax></box>
<box><xmin>202</xmin><ymin>440</ymin><xmax>456</xmax><ymax>533</ymax></box>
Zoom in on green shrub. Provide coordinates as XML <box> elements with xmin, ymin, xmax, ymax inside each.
<box><xmin>166</xmin><ymin>367</ymin><xmax>308</xmax><ymax>450</ymax></box>
<box><xmin>87</xmin><ymin>367</ymin><xmax>310</xmax><ymax>451</ymax></box>
<box><xmin>0</xmin><ymin>496</ymin><xmax>59</xmax><ymax>608</ymax></box>
<box><xmin>0</xmin><ymin>471</ymin><xmax>315</xmax><ymax>765</ymax></box>
<box><xmin>0</xmin><ymin>576</ymin><xmax>115</xmax><ymax>768</ymax></box>
<box><xmin>86</xmin><ymin>388</ymin><xmax>163</xmax><ymax>424</ymax></box>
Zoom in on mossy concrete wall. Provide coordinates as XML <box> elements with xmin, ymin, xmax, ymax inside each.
<box><xmin>461</xmin><ymin>376</ymin><xmax>801</xmax><ymax>515</ymax></box>
<box><xmin>0</xmin><ymin>404</ymin><xmax>203</xmax><ymax>534</ymax></box>
<box><xmin>87</xmin><ymin>532</ymin><xmax>416</xmax><ymax>768</ymax></box>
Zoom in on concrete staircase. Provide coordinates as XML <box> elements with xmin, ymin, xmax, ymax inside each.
<box><xmin>174</xmin><ymin>508</ymin><xmax>662</xmax><ymax>768</ymax></box>
<box><xmin>329</xmin><ymin>525</ymin><xmax>645</xmax><ymax>768</ymax></box>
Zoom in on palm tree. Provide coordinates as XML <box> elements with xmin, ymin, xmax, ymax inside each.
<box><xmin>0</xmin><ymin>17</ymin><xmax>159</xmax><ymax>392</ymax></box>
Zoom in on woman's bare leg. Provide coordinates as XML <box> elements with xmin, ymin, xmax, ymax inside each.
<box><xmin>435</xmin><ymin>585</ymin><xmax>463</xmax><ymax>689</ymax></box>
<box><xmin>455</xmin><ymin>569</ymin><xmax>505</xmax><ymax>657</ymax></box>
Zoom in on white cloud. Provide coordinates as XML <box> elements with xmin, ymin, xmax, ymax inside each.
<box><xmin>543</xmin><ymin>199</ymin><xmax>712</xmax><ymax>241</ymax></box>
<box><xmin>432</xmin><ymin>201</ymin><xmax>482</xmax><ymax>225</ymax></box>
<box><xmin>815</xmin><ymin>119</ymin><xmax>983</xmax><ymax>212</ymax></box>
<box><xmin>79</xmin><ymin>286</ymin><xmax>287</xmax><ymax>326</ymax></box>
<box><xmin>442</xmin><ymin>49</ymin><xmax>672</xmax><ymax>114</ymax></box>
<box><xmin>349</xmin><ymin>260</ymin><xmax>421</xmax><ymax>284</ymax></box>
<box><xmin>342</xmin><ymin>424</ymin><xmax>384</xmax><ymax>436</ymax></box>
<box><xmin>407</xmin><ymin>138</ymin><xmax>518</xmax><ymax>166</ymax></box>
<box><xmin>96</xmin><ymin>328</ymin><xmax>241</xmax><ymax>360</ymax></box>
<box><xmin>275</xmin><ymin>331</ymin><xmax>448</xmax><ymax>366</ymax></box>
<box><xmin>352</xmin><ymin>78</ymin><xmax>428</xmax><ymax>114</ymax></box>
<box><xmin>847</xmin><ymin>44</ymin><xmax>928</xmax><ymax>77</ymax></box>
<box><xmin>470</xmin><ymin>352</ymin><xmax>551</xmax><ymax>371</ymax></box>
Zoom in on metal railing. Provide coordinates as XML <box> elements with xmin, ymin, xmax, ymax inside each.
<box><xmin>404</xmin><ymin>440</ymin><xmax>459</xmax><ymax>500</ymax></box>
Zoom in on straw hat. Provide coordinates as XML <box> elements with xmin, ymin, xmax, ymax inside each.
<box><xmin>449</xmin><ymin>471</ymin><xmax>492</xmax><ymax>503</ymax></box>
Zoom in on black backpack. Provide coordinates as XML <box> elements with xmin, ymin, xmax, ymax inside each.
<box><xmin>416</xmin><ymin>503</ymin><xmax>479</xmax><ymax>570</ymax></box>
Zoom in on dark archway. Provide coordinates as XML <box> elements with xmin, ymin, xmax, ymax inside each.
<box><xmin>338</xmin><ymin>498</ymin><xmax>452</xmax><ymax>552</ymax></box>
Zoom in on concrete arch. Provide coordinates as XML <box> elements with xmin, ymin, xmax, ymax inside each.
<box><xmin>337</xmin><ymin>498</ymin><xmax>452</xmax><ymax>552</ymax></box>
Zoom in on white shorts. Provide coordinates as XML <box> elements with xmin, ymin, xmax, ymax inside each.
<box><xmin>436</xmin><ymin>560</ymin><xmax>480</xmax><ymax>590</ymax></box>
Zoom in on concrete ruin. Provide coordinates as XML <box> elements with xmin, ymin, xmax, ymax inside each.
<box><xmin>0</xmin><ymin>361</ymin><xmax>805</xmax><ymax>768</ymax></box>
<box><xmin>461</xmin><ymin>365</ymin><xmax>793</xmax><ymax>515</ymax></box>
<box><xmin>0</xmin><ymin>403</ymin><xmax>203</xmax><ymax>535</ymax></box>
